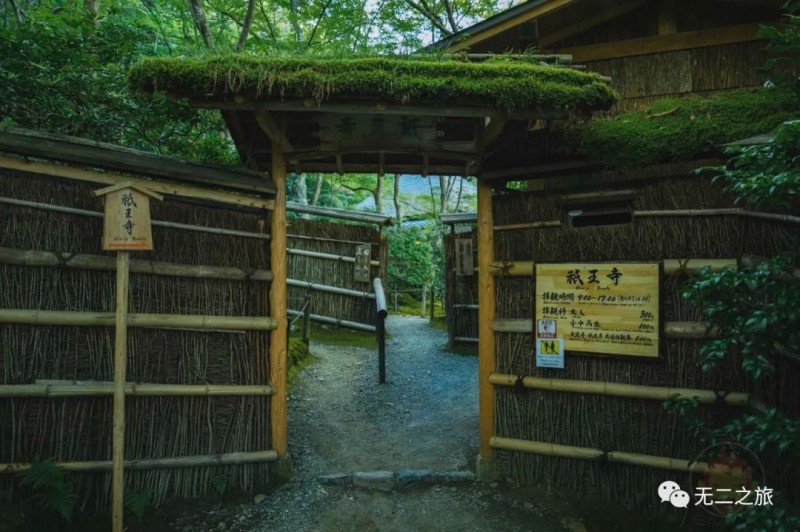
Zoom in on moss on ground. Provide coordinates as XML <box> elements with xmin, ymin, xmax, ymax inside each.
<box><xmin>306</xmin><ymin>323</ymin><xmax>380</xmax><ymax>349</ymax></box>
<box><xmin>287</xmin><ymin>337</ymin><xmax>314</xmax><ymax>384</ymax></box>
<box><xmin>128</xmin><ymin>54</ymin><xmax>616</xmax><ymax>112</ymax></box>
<box><xmin>571</xmin><ymin>87</ymin><xmax>798</xmax><ymax>167</ymax></box>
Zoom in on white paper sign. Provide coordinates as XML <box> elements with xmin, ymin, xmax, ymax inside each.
<box><xmin>537</xmin><ymin>319</ymin><xmax>557</xmax><ymax>339</ymax></box>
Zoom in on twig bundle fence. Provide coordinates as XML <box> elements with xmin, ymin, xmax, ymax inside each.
<box><xmin>287</xmin><ymin>217</ymin><xmax>386</xmax><ymax>330</ymax></box>
<box><xmin>0</xmin><ymin>168</ymin><xmax>273</xmax><ymax>511</ymax></box>
<box><xmin>443</xmin><ymin>230</ymin><xmax>478</xmax><ymax>346</ymax></box>
<box><xmin>489</xmin><ymin>175</ymin><xmax>800</xmax><ymax>511</ymax></box>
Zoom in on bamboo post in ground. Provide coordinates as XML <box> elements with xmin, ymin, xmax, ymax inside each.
<box><xmin>430</xmin><ymin>286</ymin><xmax>435</xmax><ymax>320</ymax></box>
<box><xmin>420</xmin><ymin>285</ymin><xmax>427</xmax><ymax>318</ymax></box>
<box><xmin>302</xmin><ymin>294</ymin><xmax>311</xmax><ymax>345</ymax></box>
<box><xmin>269</xmin><ymin>121</ymin><xmax>290</xmax><ymax>472</ymax></box>
<box><xmin>112</xmin><ymin>251</ymin><xmax>129</xmax><ymax>532</ymax></box>
<box><xmin>476</xmin><ymin>180</ymin><xmax>497</xmax><ymax>480</ymax></box>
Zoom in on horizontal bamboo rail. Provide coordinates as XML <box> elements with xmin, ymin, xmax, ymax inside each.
<box><xmin>0</xmin><ymin>310</ymin><xmax>277</xmax><ymax>331</ymax></box>
<box><xmin>0</xmin><ymin>247</ymin><xmax>273</xmax><ymax>282</ymax></box>
<box><xmin>0</xmin><ymin>450</ymin><xmax>278</xmax><ymax>474</ymax></box>
<box><xmin>0</xmin><ymin>382</ymin><xmax>275</xmax><ymax>397</ymax></box>
<box><xmin>742</xmin><ymin>209</ymin><xmax>800</xmax><ymax>225</ymax></box>
<box><xmin>452</xmin><ymin>304</ymin><xmax>479</xmax><ymax>310</ymax></box>
<box><xmin>490</xmin><ymin>437</ymin><xmax>736</xmax><ymax>475</ymax></box>
<box><xmin>0</xmin><ymin>197</ymin><xmax>270</xmax><ymax>240</ymax></box>
<box><xmin>489</xmin><ymin>374</ymin><xmax>749</xmax><ymax>405</ymax></box>
<box><xmin>454</xmin><ymin>336</ymin><xmax>479</xmax><ymax>344</ymax></box>
<box><xmin>633</xmin><ymin>208</ymin><xmax>742</xmax><ymax>217</ymax></box>
<box><xmin>492</xmin><ymin>319</ymin><xmax>718</xmax><ymax>339</ymax></box>
<box><xmin>287</xmin><ymin>309</ymin><xmax>375</xmax><ymax>332</ymax></box>
<box><xmin>288</xmin><ymin>247</ymin><xmax>380</xmax><ymax>266</ymax></box>
<box><xmin>287</xmin><ymin>233</ymin><xmax>374</xmax><ymax>246</ymax></box>
<box><xmin>494</xmin><ymin>220</ymin><xmax>561</xmax><ymax>232</ymax></box>
<box><xmin>288</xmin><ymin>202</ymin><xmax>392</xmax><ymax>225</ymax></box>
<box><xmin>287</xmin><ymin>279</ymin><xmax>375</xmax><ymax>298</ymax></box>
<box><xmin>486</xmin><ymin>258</ymin><xmax>736</xmax><ymax>276</ymax></box>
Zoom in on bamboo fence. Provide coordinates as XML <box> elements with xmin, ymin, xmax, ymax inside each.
<box><xmin>488</xmin><ymin>175</ymin><xmax>800</xmax><ymax>512</ymax></box>
<box><xmin>0</xmin><ymin>169</ymin><xmax>274</xmax><ymax>510</ymax></box>
<box><xmin>443</xmin><ymin>230</ymin><xmax>478</xmax><ymax>348</ymax></box>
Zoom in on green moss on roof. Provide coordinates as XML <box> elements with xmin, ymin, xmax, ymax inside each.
<box><xmin>574</xmin><ymin>88</ymin><xmax>798</xmax><ymax>167</ymax></box>
<box><xmin>127</xmin><ymin>55</ymin><xmax>617</xmax><ymax>112</ymax></box>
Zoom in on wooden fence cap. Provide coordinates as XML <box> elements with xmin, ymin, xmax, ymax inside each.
<box><xmin>94</xmin><ymin>181</ymin><xmax>164</xmax><ymax>201</ymax></box>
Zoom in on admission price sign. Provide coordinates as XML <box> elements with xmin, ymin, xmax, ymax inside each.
<box><xmin>535</xmin><ymin>262</ymin><xmax>661</xmax><ymax>358</ymax></box>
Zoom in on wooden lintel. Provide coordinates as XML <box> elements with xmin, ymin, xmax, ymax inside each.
<box><xmin>191</xmin><ymin>99</ymin><xmax>568</xmax><ymax>121</ymax></box>
<box><xmin>563</xmin><ymin>23</ymin><xmax>766</xmax><ymax>62</ymax></box>
<box><xmin>478</xmin><ymin>117</ymin><xmax>508</xmax><ymax>154</ymax></box>
<box><xmin>540</xmin><ymin>0</ymin><xmax>649</xmax><ymax>47</ymax></box>
<box><xmin>287</xmin><ymin>148</ymin><xmax>478</xmax><ymax>163</ymax></box>
<box><xmin>422</xmin><ymin>154</ymin><xmax>430</xmax><ymax>177</ymax></box>
<box><xmin>658</xmin><ymin>0</ymin><xmax>677</xmax><ymax>35</ymax></box>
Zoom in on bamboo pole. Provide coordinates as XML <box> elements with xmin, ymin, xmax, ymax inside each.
<box><xmin>112</xmin><ymin>252</ymin><xmax>128</xmax><ymax>532</ymax></box>
<box><xmin>287</xmin><ymin>309</ymin><xmax>376</xmax><ymax>332</ymax></box>
<box><xmin>0</xmin><ymin>197</ymin><xmax>270</xmax><ymax>240</ymax></box>
<box><xmin>742</xmin><ymin>210</ymin><xmax>800</xmax><ymax>225</ymax></box>
<box><xmin>0</xmin><ymin>450</ymin><xmax>279</xmax><ymax>475</ymax></box>
<box><xmin>493</xmin><ymin>220</ymin><xmax>561</xmax><ymax>231</ymax></box>
<box><xmin>0</xmin><ymin>247</ymin><xmax>273</xmax><ymax>282</ymax></box>
<box><xmin>0</xmin><ymin>382</ymin><xmax>276</xmax><ymax>397</ymax></box>
<box><xmin>454</xmin><ymin>337</ymin><xmax>479</xmax><ymax>344</ymax></box>
<box><xmin>0</xmin><ymin>310</ymin><xmax>277</xmax><ymax>330</ymax></box>
<box><xmin>477</xmin><ymin>180</ymin><xmax>496</xmax><ymax>459</ymax></box>
<box><xmin>489</xmin><ymin>374</ymin><xmax>749</xmax><ymax>405</ymax></box>
<box><xmin>269</xmin><ymin>125</ymin><xmax>289</xmax><ymax>458</ymax></box>
<box><xmin>287</xmin><ymin>233</ymin><xmax>374</xmax><ymax>246</ymax></box>
<box><xmin>484</xmin><ymin>258</ymin><xmax>735</xmax><ymax>277</ymax></box>
<box><xmin>288</xmin><ymin>247</ymin><xmax>380</xmax><ymax>266</ymax></box>
<box><xmin>453</xmin><ymin>304</ymin><xmax>479</xmax><ymax>310</ymax></box>
<box><xmin>491</xmin><ymin>319</ymin><xmax>719</xmax><ymax>338</ymax></box>
<box><xmin>490</xmin><ymin>437</ymin><xmax>736</xmax><ymax>475</ymax></box>
<box><xmin>0</xmin><ymin>155</ymin><xmax>274</xmax><ymax>210</ymax></box>
<box><xmin>287</xmin><ymin>278</ymin><xmax>375</xmax><ymax>298</ymax></box>
<box><xmin>633</xmin><ymin>208</ymin><xmax>743</xmax><ymax>217</ymax></box>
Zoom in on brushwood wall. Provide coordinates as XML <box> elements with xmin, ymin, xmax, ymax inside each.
<box><xmin>287</xmin><ymin>217</ymin><xmax>387</xmax><ymax>330</ymax></box>
<box><xmin>443</xmin><ymin>229</ymin><xmax>478</xmax><ymax>347</ymax></box>
<box><xmin>491</xmin><ymin>175</ymin><xmax>800</xmax><ymax>511</ymax></box>
<box><xmin>0</xmin><ymin>168</ymin><xmax>273</xmax><ymax>509</ymax></box>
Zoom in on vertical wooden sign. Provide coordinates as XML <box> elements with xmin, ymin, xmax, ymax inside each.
<box><xmin>354</xmin><ymin>243</ymin><xmax>372</xmax><ymax>283</ymax></box>
<box><xmin>94</xmin><ymin>183</ymin><xmax>162</xmax><ymax>532</ymax></box>
<box><xmin>455</xmin><ymin>238</ymin><xmax>474</xmax><ymax>276</ymax></box>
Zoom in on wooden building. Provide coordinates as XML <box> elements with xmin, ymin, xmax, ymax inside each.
<box><xmin>434</xmin><ymin>0</ymin><xmax>800</xmax><ymax>513</ymax></box>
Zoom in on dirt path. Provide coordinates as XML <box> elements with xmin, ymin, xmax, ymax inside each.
<box><xmin>168</xmin><ymin>316</ymin><xmax>574</xmax><ymax>532</ymax></box>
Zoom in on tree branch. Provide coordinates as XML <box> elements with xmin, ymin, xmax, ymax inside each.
<box><xmin>188</xmin><ymin>0</ymin><xmax>215</xmax><ymax>51</ymax></box>
<box><xmin>403</xmin><ymin>0</ymin><xmax>451</xmax><ymax>35</ymax></box>
<box><xmin>305</xmin><ymin>0</ymin><xmax>335</xmax><ymax>48</ymax></box>
<box><xmin>236</xmin><ymin>0</ymin><xmax>257</xmax><ymax>51</ymax></box>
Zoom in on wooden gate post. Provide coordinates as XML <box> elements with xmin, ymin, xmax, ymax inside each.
<box><xmin>476</xmin><ymin>180</ymin><xmax>498</xmax><ymax>482</ymax></box>
<box><xmin>268</xmin><ymin>118</ymin><xmax>291</xmax><ymax>478</ymax></box>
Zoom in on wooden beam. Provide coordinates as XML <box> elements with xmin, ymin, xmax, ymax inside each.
<box><xmin>191</xmin><ymin>99</ymin><xmax>568</xmax><ymax>121</ymax></box>
<box><xmin>486</xmin><ymin>258</ymin><xmax>736</xmax><ymax>276</ymax></box>
<box><xmin>539</xmin><ymin>0</ymin><xmax>649</xmax><ymax>47</ymax></box>
<box><xmin>449</xmin><ymin>0</ymin><xmax>577</xmax><ymax>52</ymax></box>
<box><xmin>277</xmin><ymin>161</ymin><xmax>469</xmax><ymax>176</ymax></box>
<box><xmin>111</xmin><ymin>252</ymin><xmax>129</xmax><ymax>532</ymax></box>
<box><xmin>440</xmin><ymin>212</ymin><xmax>478</xmax><ymax>225</ymax></box>
<box><xmin>478</xmin><ymin>117</ymin><xmax>507</xmax><ymax>154</ymax></box>
<box><xmin>422</xmin><ymin>154</ymin><xmax>430</xmax><ymax>177</ymax></box>
<box><xmin>287</xmin><ymin>148</ymin><xmax>478</xmax><ymax>163</ymax></box>
<box><xmin>269</xmin><ymin>120</ymin><xmax>289</xmax><ymax>458</ymax></box>
<box><xmin>255</xmin><ymin>107</ymin><xmax>294</xmax><ymax>152</ymax></box>
<box><xmin>563</xmin><ymin>23</ymin><xmax>765</xmax><ymax>62</ymax></box>
<box><xmin>0</xmin><ymin>155</ymin><xmax>274</xmax><ymax>211</ymax></box>
<box><xmin>492</xmin><ymin>319</ymin><xmax>719</xmax><ymax>339</ymax></box>
<box><xmin>0</xmin><ymin>126</ymin><xmax>274</xmax><ymax>195</ymax></box>
<box><xmin>658</xmin><ymin>0</ymin><xmax>677</xmax><ymax>35</ymax></box>
<box><xmin>287</xmin><ymin>202</ymin><xmax>392</xmax><ymax>225</ymax></box>
<box><xmin>477</xmin><ymin>180</ymin><xmax>496</xmax><ymax>459</ymax></box>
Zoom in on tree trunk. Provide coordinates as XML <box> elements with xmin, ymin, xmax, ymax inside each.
<box><xmin>290</xmin><ymin>0</ymin><xmax>303</xmax><ymax>43</ymax></box>
<box><xmin>84</xmin><ymin>0</ymin><xmax>100</xmax><ymax>15</ymax></box>
<box><xmin>393</xmin><ymin>174</ymin><xmax>403</xmax><ymax>223</ymax></box>
<box><xmin>236</xmin><ymin>0</ymin><xmax>257</xmax><ymax>51</ymax></box>
<box><xmin>311</xmin><ymin>173</ymin><xmax>324</xmax><ymax>205</ymax></box>
<box><xmin>8</xmin><ymin>0</ymin><xmax>24</xmax><ymax>22</ymax></box>
<box><xmin>294</xmin><ymin>173</ymin><xmax>308</xmax><ymax>203</ymax></box>
<box><xmin>439</xmin><ymin>176</ymin><xmax>448</xmax><ymax>215</ymax></box>
<box><xmin>374</xmin><ymin>175</ymin><xmax>383</xmax><ymax>214</ymax></box>
<box><xmin>188</xmin><ymin>0</ymin><xmax>215</xmax><ymax>51</ymax></box>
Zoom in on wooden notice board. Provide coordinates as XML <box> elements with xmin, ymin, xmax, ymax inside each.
<box><xmin>535</xmin><ymin>262</ymin><xmax>661</xmax><ymax>358</ymax></box>
<box><xmin>99</xmin><ymin>184</ymin><xmax>160</xmax><ymax>251</ymax></box>
<box><xmin>455</xmin><ymin>238</ymin><xmax>474</xmax><ymax>277</ymax></box>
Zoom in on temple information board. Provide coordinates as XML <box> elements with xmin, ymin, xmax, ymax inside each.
<box><xmin>535</xmin><ymin>262</ymin><xmax>661</xmax><ymax>358</ymax></box>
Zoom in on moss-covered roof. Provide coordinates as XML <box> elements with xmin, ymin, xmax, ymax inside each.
<box><xmin>573</xmin><ymin>88</ymin><xmax>798</xmax><ymax>167</ymax></box>
<box><xmin>127</xmin><ymin>55</ymin><xmax>617</xmax><ymax>113</ymax></box>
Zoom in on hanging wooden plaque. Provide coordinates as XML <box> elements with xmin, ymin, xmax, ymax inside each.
<box><xmin>354</xmin><ymin>243</ymin><xmax>372</xmax><ymax>283</ymax></box>
<box><xmin>455</xmin><ymin>238</ymin><xmax>474</xmax><ymax>276</ymax></box>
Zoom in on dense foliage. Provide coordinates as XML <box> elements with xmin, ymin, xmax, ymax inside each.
<box><xmin>669</xmin><ymin>6</ymin><xmax>800</xmax><ymax>529</ymax></box>
<box><xmin>387</xmin><ymin>225</ymin><xmax>436</xmax><ymax>290</ymax></box>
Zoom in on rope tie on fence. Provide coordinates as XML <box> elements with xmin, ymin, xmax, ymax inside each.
<box><xmin>491</xmin><ymin>261</ymin><xmax>515</xmax><ymax>276</ymax></box>
<box><xmin>513</xmin><ymin>375</ymin><xmax>527</xmax><ymax>395</ymax></box>
<box><xmin>288</xmin><ymin>299</ymin><xmax>311</xmax><ymax>328</ymax></box>
<box><xmin>598</xmin><ymin>449</ymin><xmax>611</xmax><ymax>466</ymax></box>
<box><xmin>713</xmin><ymin>390</ymin><xmax>730</xmax><ymax>406</ymax></box>
<box><xmin>56</xmin><ymin>252</ymin><xmax>77</xmax><ymax>267</ymax></box>
<box><xmin>242</xmin><ymin>269</ymin><xmax>256</xmax><ymax>281</ymax></box>
<box><xmin>676</xmin><ymin>258</ymin><xmax>690</xmax><ymax>276</ymax></box>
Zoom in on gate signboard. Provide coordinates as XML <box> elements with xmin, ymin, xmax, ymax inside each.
<box><xmin>534</xmin><ymin>262</ymin><xmax>661</xmax><ymax>358</ymax></box>
<box><xmin>354</xmin><ymin>243</ymin><xmax>372</xmax><ymax>283</ymax></box>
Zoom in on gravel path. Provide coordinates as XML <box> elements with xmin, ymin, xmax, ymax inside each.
<box><xmin>168</xmin><ymin>316</ymin><xmax>573</xmax><ymax>532</ymax></box>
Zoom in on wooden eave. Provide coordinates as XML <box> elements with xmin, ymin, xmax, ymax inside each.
<box><xmin>205</xmin><ymin>95</ymin><xmax>595</xmax><ymax>177</ymax></box>
<box><xmin>0</xmin><ymin>126</ymin><xmax>276</xmax><ymax>196</ymax></box>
